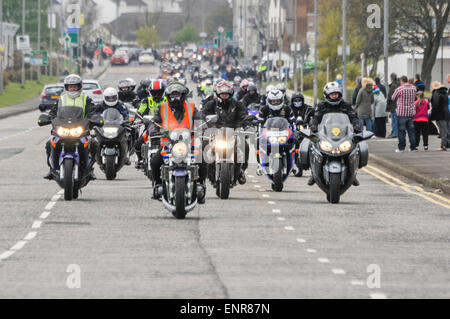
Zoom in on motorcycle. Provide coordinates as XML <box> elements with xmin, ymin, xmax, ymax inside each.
<box><xmin>299</xmin><ymin>113</ymin><xmax>373</xmax><ymax>204</ymax></box>
<box><xmin>38</xmin><ymin>106</ymin><xmax>103</xmax><ymax>200</ymax></box>
<box><xmin>247</xmin><ymin>103</ymin><xmax>260</xmax><ymax>117</ymax></box>
<box><xmin>257</xmin><ymin>117</ymin><xmax>296</xmax><ymax>192</ymax></box>
<box><xmin>93</xmin><ymin>108</ymin><xmax>130</xmax><ymax>180</ymax></box>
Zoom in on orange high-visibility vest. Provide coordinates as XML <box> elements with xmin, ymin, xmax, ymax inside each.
<box><xmin>160</xmin><ymin>101</ymin><xmax>195</xmax><ymax>146</ymax></box>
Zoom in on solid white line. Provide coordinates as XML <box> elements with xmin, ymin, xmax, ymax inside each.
<box><xmin>370</xmin><ymin>293</ymin><xmax>388</xmax><ymax>299</ymax></box>
<box><xmin>24</xmin><ymin>232</ymin><xmax>37</xmax><ymax>241</ymax></box>
<box><xmin>332</xmin><ymin>269</ymin><xmax>346</xmax><ymax>275</ymax></box>
<box><xmin>32</xmin><ymin>221</ymin><xmax>43</xmax><ymax>229</ymax></box>
<box><xmin>350</xmin><ymin>280</ymin><xmax>365</xmax><ymax>286</ymax></box>
<box><xmin>306</xmin><ymin>249</ymin><xmax>317</xmax><ymax>253</ymax></box>
<box><xmin>272</xmin><ymin>209</ymin><xmax>281</xmax><ymax>213</ymax></box>
<box><xmin>284</xmin><ymin>226</ymin><xmax>295</xmax><ymax>231</ymax></box>
<box><xmin>40</xmin><ymin>211</ymin><xmax>51</xmax><ymax>219</ymax></box>
<box><xmin>11</xmin><ymin>241</ymin><xmax>27</xmax><ymax>251</ymax></box>
<box><xmin>296</xmin><ymin>238</ymin><xmax>306</xmax><ymax>243</ymax></box>
<box><xmin>268</xmin><ymin>201</ymin><xmax>275</xmax><ymax>205</ymax></box>
<box><xmin>45</xmin><ymin>201</ymin><xmax>57</xmax><ymax>211</ymax></box>
<box><xmin>0</xmin><ymin>250</ymin><xmax>15</xmax><ymax>260</ymax></box>
<box><xmin>318</xmin><ymin>258</ymin><xmax>330</xmax><ymax>263</ymax></box>
<box><xmin>277</xmin><ymin>217</ymin><xmax>286</xmax><ymax>221</ymax></box>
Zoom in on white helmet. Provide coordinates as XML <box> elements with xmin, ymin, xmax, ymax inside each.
<box><xmin>266</xmin><ymin>84</ymin><xmax>276</xmax><ymax>94</ymax></box>
<box><xmin>276</xmin><ymin>83</ymin><xmax>287</xmax><ymax>93</ymax></box>
<box><xmin>267</xmin><ymin>90</ymin><xmax>284</xmax><ymax>111</ymax></box>
<box><xmin>103</xmin><ymin>87</ymin><xmax>119</xmax><ymax>107</ymax></box>
<box><xmin>125</xmin><ymin>78</ymin><xmax>136</xmax><ymax>91</ymax></box>
<box><xmin>205</xmin><ymin>78</ymin><xmax>213</xmax><ymax>86</ymax></box>
<box><xmin>64</xmin><ymin>74</ymin><xmax>83</xmax><ymax>99</ymax></box>
<box><xmin>323</xmin><ymin>82</ymin><xmax>343</xmax><ymax>106</ymax></box>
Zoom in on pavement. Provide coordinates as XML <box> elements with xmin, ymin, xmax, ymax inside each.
<box><xmin>0</xmin><ymin>63</ymin><xmax>449</xmax><ymax>298</ymax></box>
<box><xmin>0</xmin><ymin>59</ymin><xmax>110</xmax><ymax>121</ymax></box>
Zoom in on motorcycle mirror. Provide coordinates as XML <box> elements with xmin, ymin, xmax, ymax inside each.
<box><xmin>206</xmin><ymin>115</ymin><xmax>218</xmax><ymax>124</ymax></box>
<box><xmin>362</xmin><ymin>131</ymin><xmax>374</xmax><ymax>140</ymax></box>
<box><xmin>90</xmin><ymin>114</ymin><xmax>104</xmax><ymax>126</ymax></box>
<box><xmin>38</xmin><ymin>114</ymin><xmax>52</xmax><ymax>126</ymax></box>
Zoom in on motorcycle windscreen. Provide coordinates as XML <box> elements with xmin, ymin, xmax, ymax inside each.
<box><xmin>318</xmin><ymin>113</ymin><xmax>354</xmax><ymax>140</ymax></box>
<box><xmin>102</xmin><ymin>108</ymin><xmax>123</xmax><ymax>125</ymax></box>
<box><xmin>264</xmin><ymin>117</ymin><xmax>290</xmax><ymax>130</ymax></box>
<box><xmin>248</xmin><ymin>103</ymin><xmax>260</xmax><ymax>112</ymax></box>
<box><xmin>53</xmin><ymin>106</ymin><xmax>87</xmax><ymax>127</ymax></box>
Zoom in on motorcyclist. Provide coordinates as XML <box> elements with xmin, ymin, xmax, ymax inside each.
<box><xmin>134</xmin><ymin>79</ymin><xmax>168</xmax><ymax>169</ymax></box>
<box><xmin>136</xmin><ymin>78</ymin><xmax>151</xmax><ymax>100</ymax></box>
<box><xmin>308</xmin><ymin>82</ymin><xmax>361</xmax><ymax>186</ymax></box>
<box><xmin>242</xmin><ymin>84</ymin><xmax>261</xmax><ymax>108</ymax></box>
<box><xmin>201</xmin><ymin>78</ymin><xmax>215</xmax><ymax>99</ymax></box>
<box><xmin>149</xmin><ymin>82</ymin><xmax>207</xmax><ymax>203</ymax></box>
<box><xmin>276</xmin><ymin>83</ymin><xmax>289</xmax><ymax>104</ymax></box>
<box><xmin>260</xmin><ymin>84</ymin><xmax>276</xmax><ymax>106</ymax></box>
<box><xmin>118</xmin><ymin>79</ymin><xmax>138</xmax><ymax>104</ymax></box>
<box><xmin>235</xmin><ymin>79</ymin><xmax>249</xmax><ymax>101</ymax></box>
<box><xmin>201</xmin><ymin>80</ymin><xmax>252</xmax><ymax>185</ymax></box>
<box><xmin>258</xmin><ymin>89</ymin><xmax>295</xmax><ymax>124</ymax></box>
<box><xmin>44</xmin><ymin>74</ymin><xmax>96</xmax><ymax>180</ymax></box>
<box><xmin>290</xmin><ymin>93</ymin><xmax>314</xmax><ymax>125</ymax></box>
<box><xmin>93</xmin><ymin>87</ymin><xmax>131</xmax><ymax>165</ymax></box>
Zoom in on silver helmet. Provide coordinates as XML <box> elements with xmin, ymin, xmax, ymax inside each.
<box><xmin>323</xmin><ymin>82</ymin><xmax>343</xmax><ymax>106</ymax></box>
<box><xmin>267</xmin><ymin>89</ymin><xmax>284</xmax><ymax>111</ymax></box>
<box><xmin>64</xmin><ymin>74</ymin><xmax>83</xmax><ymax>99</ymax></box>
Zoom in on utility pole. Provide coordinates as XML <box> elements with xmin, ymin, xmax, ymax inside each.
<box><xmin>361</xmin><ymin>52</ymin><xmax>365</xmax><ymax>78</ymax></box>
<box><xmin>342</xmin><ymin>0</ymin><xmax>347</xmax><ymax>101</ymax></box>
<box><xmin>0</xmin><ymin>0</ymin><xmax>3</xmax><ymax>95</ymax></box>
<box><xmin>412</xmin><ymin>49</ymin><xmax>416</xmax><ymax>79</ymax></box>
<box><xmin>313</xmin><ymin>0</ymin><xmax>318</xmax><ymax>105</ymax></box>
<box><xmin>49</xmin><ymin>0</ymin><xmax>54</xmax><ymax>77</ymax></box>
<box><xmin>37</xmin><ymin>0</ymin><xmax>41</xmax><ymax>83</ymax></box>
<box><xmin>441</xmin><ymin>37</ymin><xmax>444</xmax><ymax>84</ymax></box>
<box><xmin>384</xmin><ymin>0</ymin><xmax>389</xmax><ymax>87</ymax></box>
<box><xmin>278</xmin><ymin>0</ymin><xmax>282</xmax><ymax>82</ymax></box>
<box><xmin>293</xmin><ymin>0</ymin><xmax>298</xmax><ymax>92</ymax></box>
<box><xmin>244</xmin><ymin>0</ymin><xmax>247</xmax><ymax>57</ymax></box>
<box><xmin>21</xmin><ymin>0</ymin><xmax>25</xmax><ymax>89</ymax></box>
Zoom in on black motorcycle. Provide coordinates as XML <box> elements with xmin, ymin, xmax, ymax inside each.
<box><xmin>299</xmin><ymin>113</ymin><xmax>373</xmax><ymax>203</ymax></box>
<box><xmin>93</xmin><ymin>108</ymin><xmax>130</xmax><ymax>180</ymax></box>
<box><xmin>38</xmin><ymin>106</ymin><xmax>103</xmax><ymax>200</ymax></box>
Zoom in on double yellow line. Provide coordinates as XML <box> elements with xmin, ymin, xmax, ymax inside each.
<box><xmin>363</xmin><ymin>165</ymin><xmax>450</xmax><ymax>210</ymax></box>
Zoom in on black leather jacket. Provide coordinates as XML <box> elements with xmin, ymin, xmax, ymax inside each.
<box><xmin>310</xmin><ymin>100</ymin><xmax>361</xmax><ymax>132</ymax></box>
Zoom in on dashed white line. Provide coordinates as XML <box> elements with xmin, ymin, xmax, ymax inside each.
<box><xmin>32</xmin><ymin>221</ymin><xmax>43</xmax><ymax>229</ymax></box>
<box><xmin>332</xmin><ymin>269</ymin><xmax>346</xmax><ymax>275</ymax></box>
<box><xmin>24</xmin><ymin>232</ymin><xmax>37</xmax><ymax>241</ymax></box>
<box><xmin>350</xmin><ymin>280</ymin><xmax>365</xmax><ymax>286</ymax></box>
<box><xmin>296</xmin><ymin>238</ymin><xmax>306</xmax><ymax>243</ymax></box>
<box><xmin>268</xmin><ymin>201</ymin><xmax>276</xmax><ymax>205</ymax></box>
<box><xmin>45</xmin><ymin>201</ymin><xmax>57</xmax><ymax>211</ymax></box>
<box><xmin>0</xmin><ymin>251</ymin><xmax>15</xmax><ymax>260</ymax></box>
<box><xmin>272</xmin><ymin>209</ymin><xmax>281</xmax><ymax>213</ymax></box>
<box><xmin>277</xmin><ymin>217</ymin><xmax>286</xmax><ymax>221</ymax></box>
<box><xmin>262</xmin><ymin>194</ymin><xmax>270</xmax><ymax>198</ymax></box>
<box><xmin>284</xmin><ymin>226</ymin><xmax>295</xmax><ymax>231</ymax></box>
<box><xmin>11</xmin><ymin>241</ymin><xmax>27</xmax><ymax>251</ymax></box>
<box><xmin>306</xmin><ymin>249</ymin><xmax>317</xmax><ymax>253</ymax></box>
<box><xmin>254</xmin><ymin>185</ymin><xmax>261</xmax><ymax>188</ymax></box>
<box><xmin>51</xmin><ymin>194</ymin><xmax>61</xmax><ymax>202</ymax></box>
<box><xmin>318</xmin><ymin>258</ymin><xmax>330</xmax><ymax>263</ymax></box>
<box><xmin>248</xmin><ymin>175</ymin><xmax>255</xmax><ymax>178</ymax></box>
<box><xmin>40</xmin><ymin>211</ymin><xmax>51</xmax><ymax>219</ymax></box>
<box><xmin>370</xmin><ymin>292</ymin><xmax>388</xmax><ymax>299</ymax></box>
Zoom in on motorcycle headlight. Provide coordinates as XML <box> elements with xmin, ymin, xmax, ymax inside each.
<box><xmin>278</xmin><ymin>136</ymin><xmax>288</xmax><ymax>144</ymax></box>
<box><xmin>69</xmin><ymin>126</ymin><xmax>84</xmax><ymax>137</ymax></box>
<box><xmin>319</xmin><ymin>140</ymin><xmax>333</xmax><ymax>152</ymax></box>
<box><xmin>339</xmin><ymin>140</ymin><xmax>352</xmax><ymax>152</ymax></box>
<box><xmin>103</xmin><ymin>127</ymin><xmax>119</xmax><ymax>139</ymax></box>
<box><xmin>169</xmin><ymin>131</ymin><xmax>179</xmax><ymax>141</ymax></box>
<box><xmin>215</xmin><ymin>139</ymin><xmax>234</xmax><ymax>149</ymax></box>
<box><xmin>172</xmin><ymin>142</ymin><xmax>188</xmax><ymax>159</ymax></box>
<box><xmin>57</xmin><ymin>126</ymin><xmax>70</xmax><ymax>137</ymax></box>
<box><xmin>269</xmin><ymin>136</ymin><xmax>279</xmax><ymax>144</ymax></box>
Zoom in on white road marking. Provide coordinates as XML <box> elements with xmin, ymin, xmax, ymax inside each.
<box><xmin>248</xmin><ymin>175</ymin><xmax>255</xmax><ymax>178</ymax></box>
<box><xmin>370</xmin><ymin>293</ymin><xmax>388</xmax><ymax>299</ymax></box>
<box><xmin>318</xmin><ymin>258</ymin><xmax>330</xmax><ymax>263</ymax></box>
<box><xmin>272</xmin><ymin>209</ymin><xmax>281</xmax><ymax>213</ymax></box>
<box><xmin>24</xmin><ymin>232</ymin><xmax>37</xmax><ymax>241</ymax></box>
<box><xmin>0</xmin><ymin>250</ymin><xmax>15</xmax><ymax>260</ymax></box>
<box><xmin>268</xmin><ymin>201</ymin><xmax>275</xmax><ymax>205</ymax></box>
<box><xmin>332</xmin><ymin>269</ymin><xmax>346</xmax><ymax>275</ymax></box>
<box><xmin>11</xmin><ymin>241</ymin><xmax>27</xmax><ymax>251</ymax></box>
<box><xmin>306</xmin><ymin>249</ymin><xmax>317</xmax><ymax>253</ymax></box>
<box><xmin>32</xmin><ymin>221</ymin><xmax>43</xmax><ymax>229</ymax></box>
<box><xmin>262</xmin><ymin>194</ymin><xmax>270</xmax><ymax>198</ymax></box>
<box><xmin>296</xmin><ymin>238</ymin><xmax>306</xmax><ymax>243</ymax></box>
<box><xmin>58</xmin><ymin>190</ymin><xmax>64</xmax><ymax>195</ymax></box>
<box><xmin>350</xmin><ymin>280</ymin><xmax>365</xmax><ymax>286</ymax></box>
<box><xmin>45</xmin><ymin>201</ymin><xmax>57</xmax><ymax>211</ymax></box>
<box><xmin>277</xmin><ymin>217</ymin><xmax>286</xmax><ymax>221</ymax></box>
<box><xmin>254</xmin><ymin>185</ymin><xmax>261</xmax><ymax>188</ymax></box>
<box><xmin>284</xmin><ymin>226</ymin><xmax>295</xmax><ymax>231</ymax></box>
<box><xmin>40</xmin><ymin>211</ymin><xmax>51</xmax><ymax>219</ymax></box>
<box><xmin>51</xmin><ymin>194</ymin><xmax>61</xmax><ymax>202</ymax></box>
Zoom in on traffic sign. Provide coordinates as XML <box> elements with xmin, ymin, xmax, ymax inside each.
<box><xmin>218</xmin><ymin>26</ymin><xmax>224</xmax><ymax>33</ymax></box>
<box><xmin>31</xmin><ymin>50</ymin><xmax>48</xmax><ymax>66</ymax></box>
<box><xmin>338</xmin><ymin>45</ymin><xmax>350</xmax><ymax>56</ymax></box>
<box><xmin>16</xmin><ymin>35</ymin><xmax>30</xmax><ymax>50</ymax></box>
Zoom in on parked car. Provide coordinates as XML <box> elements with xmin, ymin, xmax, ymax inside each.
<box><xmin>111</xmin><ymin>50</ymin><xmax>129</xmax><ymax>65</ymax></box>
<box><xmin>82</xmin><ymin>80</ymin><xmax>103</xmax><ymax>105</ymax></box>
<box><xmin>138</xmin><ymin>50</ymin><xmax>155</xmax><ymax>65</ymax></box>
<box><xmin>39</xmin><ymin>83</ymin><xmax>64</xmax><ymax>110</ymax></box>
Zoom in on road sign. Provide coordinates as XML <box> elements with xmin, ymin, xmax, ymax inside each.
<box><xmin>31</xmin><ymin>50</ymin><xmax>48</xmax><ymax>66</ymax></box>
<box><xmin>199</xmin><ymin>32</ymin><xmax>207</xmax><ymax>38</ymax></box>
<box><xmin>16</xmin><ymin>35</ymin><xmax>30</xmax><ymax>50</ymax></box>
<box><xmin>67</xmin><ymin>28</ymin><xmax>79</xmax><ymax>46</ymax></box>
<box><xmin>218</xmin><ymin>26</ymin><xmax>224</xmax><ymax>33</ymax></box>
<box><xmin>48</xmin><ymin>13</ymin><xmax>56</xmax><ymax>29</ymax></box>
<box><xmin>64</xmin><ymin>34</ymin><xmax>71</xmax><ymax>50</ymax></box>
<box><xmin>290</xmin><ymin>43</ymin><xmax>301</xmax><ymax>52</ymax></box>
<box><xmin>338</xmin><ymin>45</ymin><xmax>350</xmax><ymax>56</ymax></box>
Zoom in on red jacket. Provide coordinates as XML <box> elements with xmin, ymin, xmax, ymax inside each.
<box><xmin>414</xmin><ymin>99</ymin><xmax>429</xmax><ymax>122</ymax></box>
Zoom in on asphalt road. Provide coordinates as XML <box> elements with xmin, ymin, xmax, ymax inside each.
<box><xmin>0</xmin><ymin>62</ymin><xmax>449</xmax><ymax>299</ymax></box>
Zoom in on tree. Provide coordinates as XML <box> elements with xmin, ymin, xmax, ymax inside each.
<box><xmin>136</xmin><ymin>26</ymin><xmax>160</xmax><ymax>48</ymax></box>
<box><xmin>179</xmin><ymin>0</ymin><xmax>199</xmax><ymax>24</ymax></box>
<box><xmin>392</xmin><ymin>0</ymin><xmax>450</xmax><ymax>89</ymax></box>
<box><xmin>205</xmin><ymin>4</ymin><xmax>233</xmax><ymax>38</ymax></box>
<box><xmin>175</xmin><ymin>23</ymin><xmax>200</xmax><ymax>44</ymax></box>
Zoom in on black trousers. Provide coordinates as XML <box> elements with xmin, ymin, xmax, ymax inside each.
<box><xmin>375</xmin><ymin>117</ymin><xmax>387</xmax><ymax>138</ymax></box>
<box><xmin>414</xmin><ymin>121</ymin><xmax>429</xmax><ymax>147</ymax></box>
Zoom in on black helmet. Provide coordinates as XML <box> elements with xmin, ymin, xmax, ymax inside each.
<box><xmin>140</xmin><ymin>79</ymin><xmax>151</xmax><ymax>89</ymax></box>
<box><xmin>165</xmin><ymin>82</ymin><xmax>188</xmax><ymax>108</ymax></box>
<box><xmin>247</xmin><ymin>84</ymin><xmax>258</xmax><ymax>95</ymax></box>
<box><xmin>291</xmin><ymin>93</ymin><xmax>305</xmax><ymax>109</ymax></box>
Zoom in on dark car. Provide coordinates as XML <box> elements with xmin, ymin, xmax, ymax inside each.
<box><xmin>39</xmin><ymin>84</ymin><xmax>64</xmax><ymax>110</ymax></box>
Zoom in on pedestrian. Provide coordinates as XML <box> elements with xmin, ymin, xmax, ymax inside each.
<box><xmin>352</xmin><ymin>76</ymin><xmax>362</xmax><ymax>106</ymax></box>
<box><xmin>391</xmin><ymin>75</ymin><xmax>418</xmax><ymax>152</ymax></box>
<box><xmin>374</xmin><ymin>77</ymin><xmax>387</xmax><ymax>98</ymax></box>
<box><xmin>386</xmin><ymin>73</ymin><xmax>400</xmax><ymax>138</ymax></box>
<box><xmin>335</xmin><ymin>74</ymin><xmax>343</xmax><ymax>87</ymax></box>
<box><xmin>354</xmin><ymin>77</ymin><xmax>375</xmax><ymax>133</ymax></box>
<box><xmin>413</xmin><ymin>91</ymin><xmax>430</xmax><ymax>151</ymax></box>
<box><xmin>373</xmin><ymin>85</ymin><xmax>388</xmax><ymax>138</ymax></box>
<box><xmin>87</xmin><ymin>60</ymin><xmax>94</xmax><ymax>76</ymax></box>
<box><xmin>430</xmin><ymin>81</ymin><xmax>450</xmax><ymax>151</ymax></box>
<box><xmin>414</xmin><ymin>74</ymin><xmax>426</xmax><ymax>92</ymax></box>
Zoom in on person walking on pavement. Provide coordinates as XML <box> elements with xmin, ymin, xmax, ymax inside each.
<box><xmin>373</xmin><ymin>85</ymin><xmax>388</xmax><ymax>138</ymax></box>
<box><xmin>374</xmin><ymin>77</ymin><xmax>387</xmax><ymax>98</ymax></box>
<box><xmin>391</xmin><ymin>76</ymin><xmax>418</xmax><ymax>152</ymax></box>
<box><xmin>387</xmin><ymin>73</ymin><xmax>400</xmax><ymax>138</ymax></box>
<box><xmin>414</xmin><ymin>74</ymin><xmax>426</xmax><ymax>92</ymax></box>
<box><xmin>354</xmin><ymin>77</ymin><xmax>375</xmax><ymax>133</ymax></box>
<box><xmin>430</xmin><ymin>81</ymin><xmax>450</xmax><ymax>151</ymax></box>
<box><xmin>87</xmin><ymin>60</ymin><xmax>94</xmax><ymax>76</ymax></box>
<box><xmin>352</xmin><ymin>77</ymin><xmax>362</xmax><ymax>106</ymax></box>
<box><xmin>413</xmin><ymin>91</ymin><xmax>430</xmax><ymax>151</ymax></box>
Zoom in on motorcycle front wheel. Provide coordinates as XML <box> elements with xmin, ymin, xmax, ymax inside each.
<box><xmin>105</xmin><ymin>155</ymin><xmax>117</xmax><ymax>180</ymax></box>
<box><xmin>173</xmin><ymin>176</ymin><xmax>187</xmax><ymax>219</ymax></box>
<box><xmin>328</xmin><ymin>173</ymin><xmax>341</xmax><ymax>204</ymax></box>
<box><xmin>63</xmin><ymin>158</ymin><xmax>74</xmax><ymax>201</ymax></box>
<box><xmin>272</xmin><ymin>158</ymin><xmax>284</xmax><ymax>192</ymax></box>
<box><xmin>217</xmin><ymin>163</ymin><xmax>231</xmax><ymax>199</ymax></box>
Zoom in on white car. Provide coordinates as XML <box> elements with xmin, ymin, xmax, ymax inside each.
<box><xmin>138</xmin><ymin>51</ymin><xmax>155</xmax><ymax>65</ymax></box>
<box><xmin>82</xmin><ymin>80</ymin><xmax>103</xmax><ymax>105</ymax></box>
